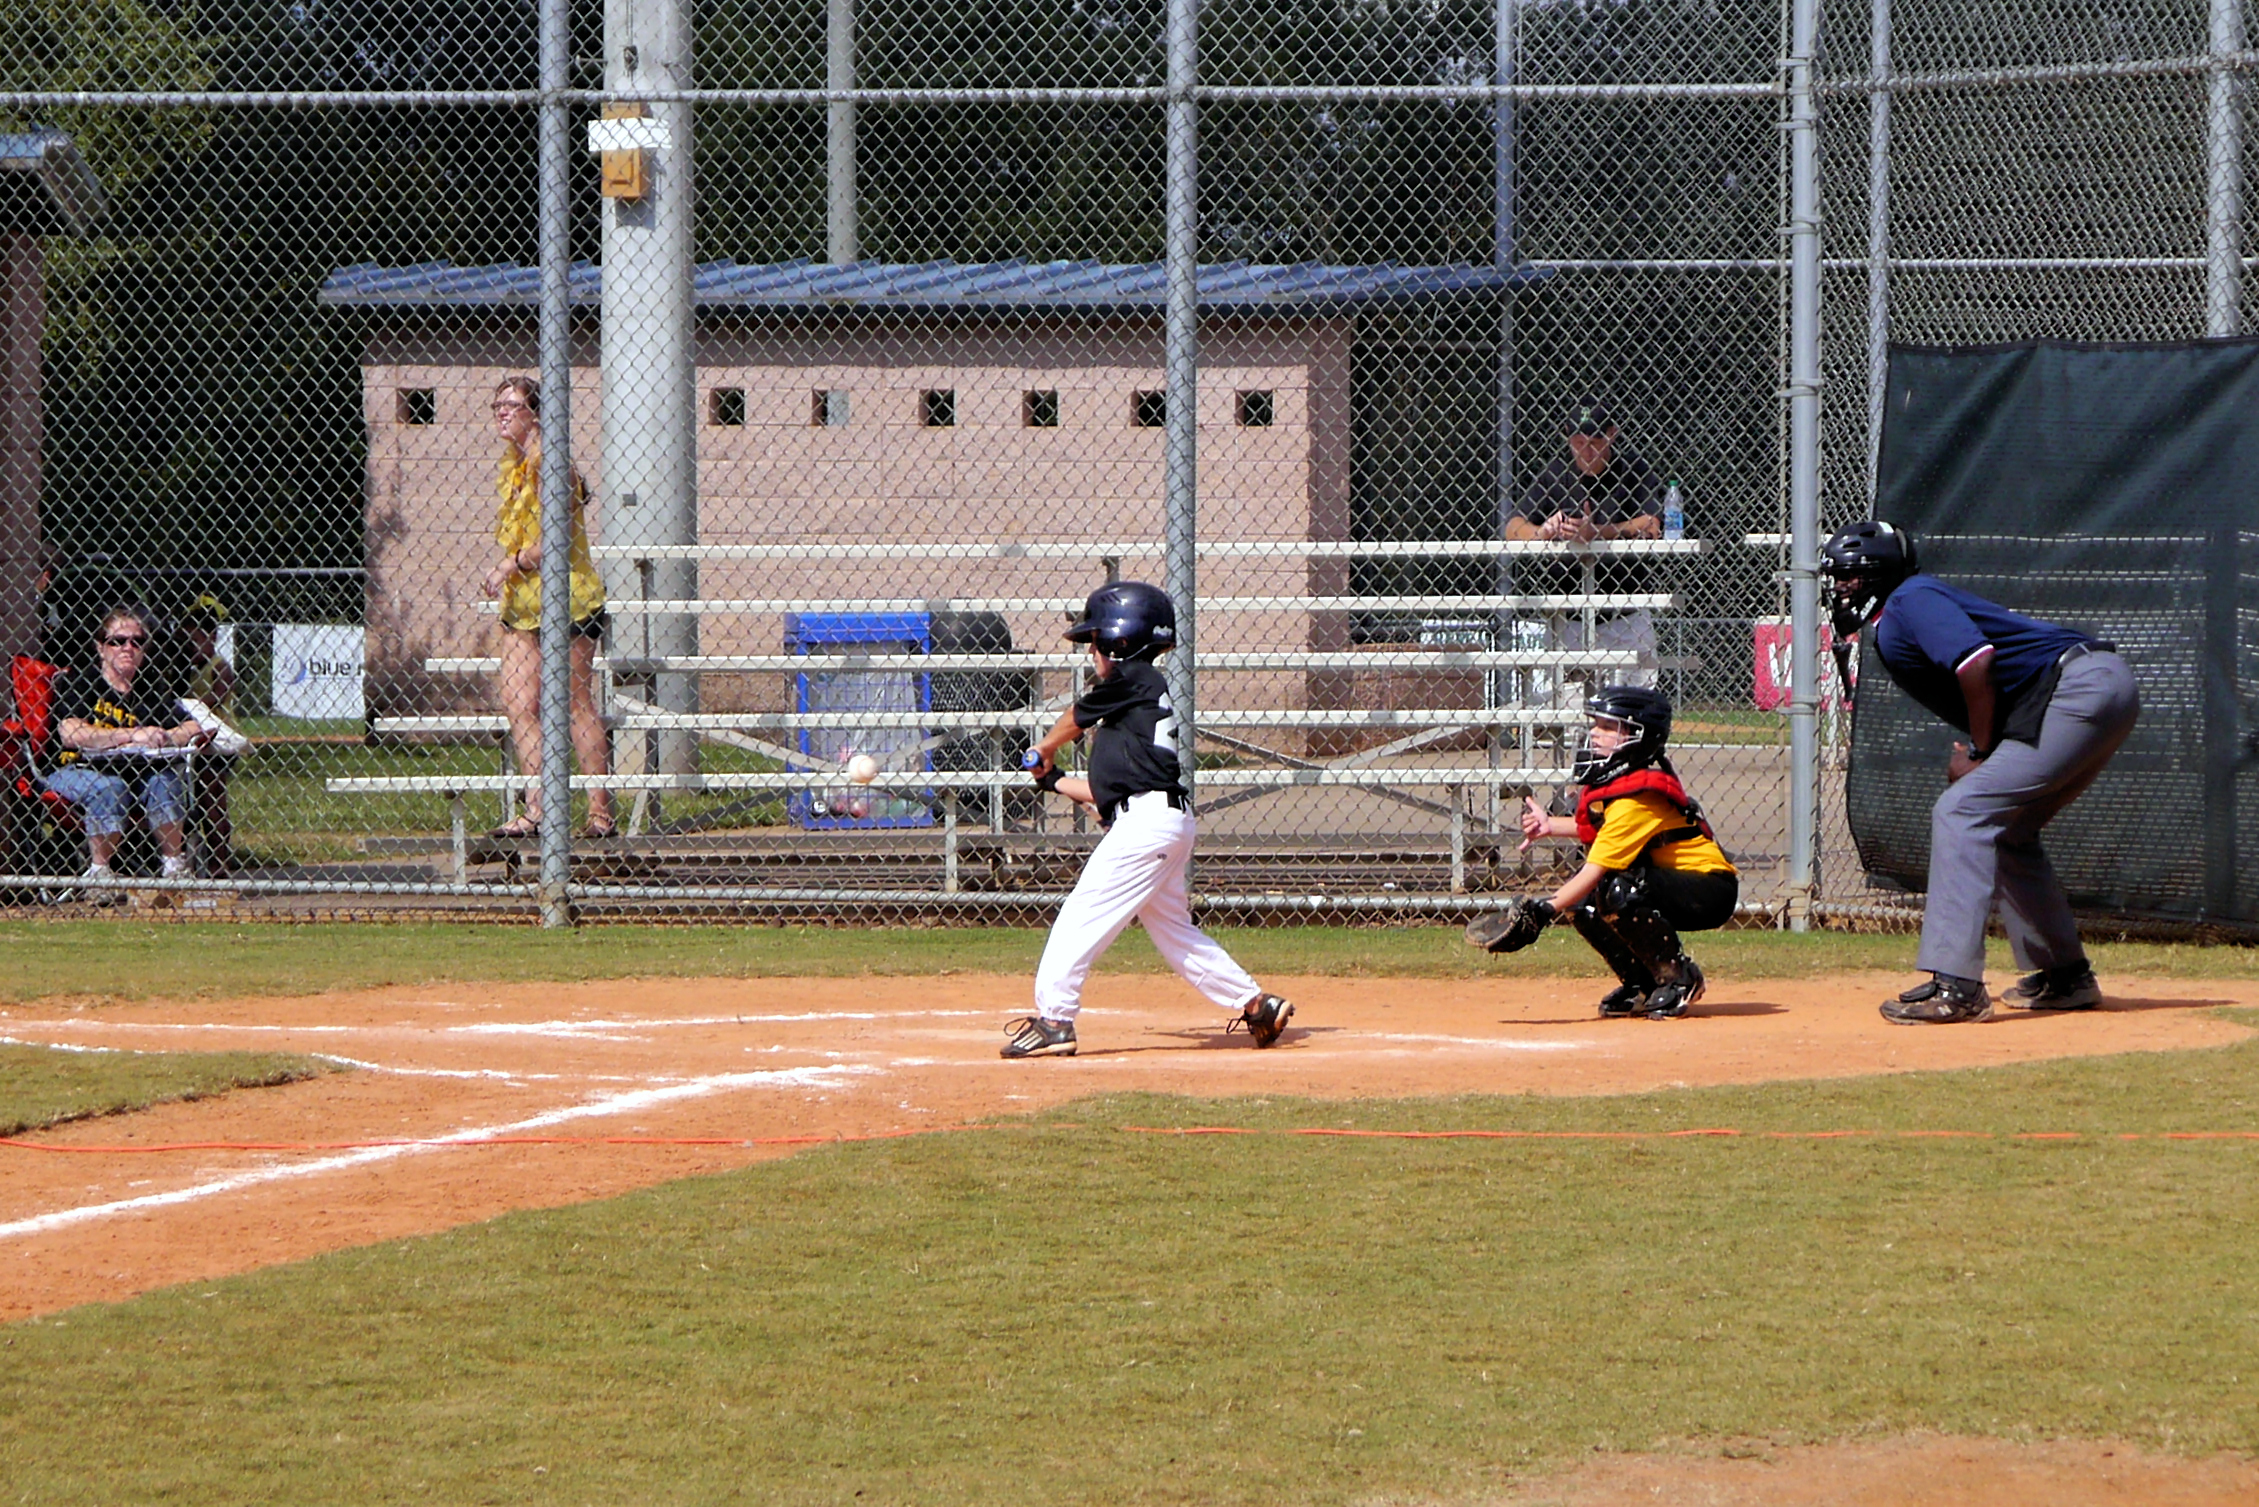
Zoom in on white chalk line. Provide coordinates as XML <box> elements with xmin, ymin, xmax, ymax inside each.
<box><xmin>0</xmin><ymin>1064</ymin><xmax>881</xmax><ymax>1243</ymax></box>
<box><xmin>1363</xmin><ymin>1033</ymin><xmax>1588</xmax><ymax>1052</ymax></box>
<box><xmin>309</xmin><ymin>1055</ymin><xmax>563</xmax><ymax>1082</ymax></box>
<box><xmin>1</xmin><ymin>1035</ymin><xmax>126</xmax><ymax>1055</ymax></box>
<box><xmin>0</xmin><ymin>1009</ymin><xmax>994</xmax><ymax>1045</ymax></box>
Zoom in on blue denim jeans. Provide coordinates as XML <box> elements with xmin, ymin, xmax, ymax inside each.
<box><xmin>43</xmin><ymin>762</ymin><xmax>189</xmax><ymax>838</ymax></box>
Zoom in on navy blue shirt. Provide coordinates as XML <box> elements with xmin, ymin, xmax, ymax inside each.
<box><xmin>1873</xmin><ymin>575</ymin><xmax>2093</xmax><ymax>737</ymax></box>
<box><xmin>1072</xmin><ymin>658</ymin><xmax>1188</xmax><ymax>819</ymax></box>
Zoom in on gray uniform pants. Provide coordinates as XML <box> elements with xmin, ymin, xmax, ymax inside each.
<box><xmin>1916</xmin><ymin>649</ymin><xmax>2140</xmax><ymax>981</ymax></box>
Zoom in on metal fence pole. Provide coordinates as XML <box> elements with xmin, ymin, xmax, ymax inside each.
<box><xmin>1786</xmin><ymin>0</ymin><xmax>1823</xmax><ymax>930</ymax></box>
<box><xmin>1865</xmin><ymin>0</ymin><xmax>1891</xmax><ymax>494</ymax></box>
<box><xmin>1163</xmin><ymin>0</ymin><xmax>1198</xmax><ymax>792</ymax></box>
<box><xmin>828</xmin><ymin>0</ymin><xmax>859</xmax><ymax>265</ymax></box>
<box><xmin>2208</xmin><ymin>0</ymin><xmax>2245</xmax><ymax>336</ymax></box>
<box><xmin>1492</xmin><ymin>0</ymin><xmax>1519</xmax><ymax>740</ymax></box>
<box><xmin>537</xmin><ymin>0</ymin><xmax>574</xmax><ymax>926</ymax></box>
<box><xmin>602</xmin><ymin>0</ymin><xmax>700</xmax><ymax>821</ymax></box>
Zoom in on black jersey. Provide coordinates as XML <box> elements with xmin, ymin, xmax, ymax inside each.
<box><xmin>1072</xmin><ymin>658</ymin><xmax>1188</xmax><ymax>820</ymax></box>
<box><xmin>1515</xmin><ymin>446</ymin><xmax>1666</xmax><ymax>596</ymax></box>
<box><xmin>47</xmin><ymin>670</ymin><xmax>189</xmax><ymax>772</ymax></box>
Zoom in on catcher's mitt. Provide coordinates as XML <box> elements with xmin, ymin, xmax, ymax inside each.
<box><xmin>1464</xmin><ymin>897</ymin><xmax>1556</xmax><ymax>954</ymax></box>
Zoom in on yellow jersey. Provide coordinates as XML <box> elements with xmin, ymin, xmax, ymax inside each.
<box><xmin>495</xmin><ymin>451</ymin><xmax>607</xmax><ymax>632</ymax></box>
<box><xmin>1584</xmin><ymin>790</ymin><xmax>1737</xmax><ymax>876</ymax></box>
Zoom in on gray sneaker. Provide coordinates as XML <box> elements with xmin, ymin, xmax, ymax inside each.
<box><xmin>2001</xmin><ymin>964</ymin><xmax>2102</xmax><ymax>1012</ymax></box>
<box><xmin>75</xmin><ymin>866</ymin><xmax>126</xmax><ymax>908</ymax></box>
<box><xmin>1001</xmin><ymin>1014</ymin><xmax>1078</xmax><ymax>1059</ymax></box>
<box><xmin>1880</xmin><ymin>973</ymin><xmax>1992</xmax><ymax>1025</ymax></box>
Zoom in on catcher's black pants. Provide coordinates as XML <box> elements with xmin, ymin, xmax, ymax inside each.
<box><xmin>1574</xmin><ymin>864</ymin><xmax>1739</xmax><ymax>985</ymax></box>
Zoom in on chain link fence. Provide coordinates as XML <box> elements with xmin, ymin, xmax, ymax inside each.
<box><xmin>0</xmin><ymin>0</ymin><xmax>2239</xmax><ymax>924</ymax></box>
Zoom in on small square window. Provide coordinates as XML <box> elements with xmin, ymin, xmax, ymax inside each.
<box><xmin>709</xmin><ymin>387</ymin><xmax>746</xmax><ymax>427</ymax></box>
<box><xmin>1133</xmin><ymin>390</ymin><xmax>1166</xmax><ymax>428</ymax></box>
<box><xmin>812</xmin><ymin>389</ymin><xmax>850</xmax><ymax>427</ymax></box>
<box><xmin>1023</xmin><ymin>389</ymin><xmax>1059</xmax><ymax>428</ymax></box>
<box><xmin>1236</xmin><ymin>389</ymin><xmax>1274</xmax><ymax>427</ymax></box>
<box><xmin>396</xmin><ymin>388</ymin><xmax>436</xmax><ymax>426</ymax></box>
<box><xmin>922</xmin><ymin>388</ymin><xmax>957</xmax><ymax>428</ymax></box>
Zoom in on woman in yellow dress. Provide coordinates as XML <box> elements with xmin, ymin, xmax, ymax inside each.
<box><xmin>480</xmin><ymin>376</ymin><xmax>616</xmax><ymax>839</ymax></box>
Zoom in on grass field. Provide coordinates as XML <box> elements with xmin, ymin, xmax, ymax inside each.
<box><xmin>3</xmin><ymin>1037</ymin><xmax>2256</xmax><ymax>1503</ymax></box>
<box><xmin>0</xmin><ymin>1042</ymin><xmax>337</xmax><ymax>1136</ymax></box>
<box><xmin>1</xmin><ymin>918</ymin><xmax>2255</xmax><ymax>1006</ymax></box>
<box><xmin>4</xmin><ymin>926</ymin><xmax>2256</xmax><ymax>1503</ymax></box>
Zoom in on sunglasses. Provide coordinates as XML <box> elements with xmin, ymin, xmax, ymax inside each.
<box><xmin>103</xmin><ymin>634</ymin><xmax>148</xmax><ymax>647</ymax></box>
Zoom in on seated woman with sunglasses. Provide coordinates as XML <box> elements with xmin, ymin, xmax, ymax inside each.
<box><xmin>42</xmin><ymin>606</ymin><xmax>208</xmax><ymax>894</ymax></box>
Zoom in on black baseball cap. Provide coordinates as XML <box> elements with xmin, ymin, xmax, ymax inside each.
<box><xmin>1564</xmin><ymin>400</ymin><xmax>1615</xmax><ymax>435</ymax></box>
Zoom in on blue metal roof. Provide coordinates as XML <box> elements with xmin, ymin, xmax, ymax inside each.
<box><xmin>319</xmin><ymin>257</ymin><xmax>1535</xmax><ymax>313</ymax></box>
<box><xmin>0</xmin><ymin>131</ymin><xmax>106</xmax><ymax>236</ymax></box>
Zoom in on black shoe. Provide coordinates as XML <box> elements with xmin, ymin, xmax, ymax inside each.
<box><xmin>1001</xmin><ymin>1015</ymin><xmax>1078</xmax><ymax>1059</ymax></box>
<box><xmin>1643</xmin><ymin>956</ymin><xmax>1707</xmax><ymax>1018</ymax></box>
<box><xmin>1228</xmin><ymin>993</ymin><xmax>1295</xmax><ymax>1048</ymax></box>
<box><xmin>2001</xmin><ymin>963</ymin><xmax>2102</xmax><ymax>1012</ymax></box>
<box><xmin>1879</xmin><ymin>974</ymin><xmax>1992</xmax><ymax>1025</ymax></box>
<box><xmin>1597</xmin><ymin>981</ymin><xmax>1652</xmax><ymax>1018</ymax></box>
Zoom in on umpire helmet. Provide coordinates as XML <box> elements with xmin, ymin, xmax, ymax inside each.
<box><xmin>1819</xmin><ymin>520</ymin><xmax>1918</xmax><ymax>636</ymax></box>
<box><xmin>1065</xmin><ymin>580</ymin><xmax>1177</xmax><ymax>661</ymax></box>
<box><xmin>1573</xmin><ymin>684</ymin><xmax>1673</xmax><ymax>786</ymax></box>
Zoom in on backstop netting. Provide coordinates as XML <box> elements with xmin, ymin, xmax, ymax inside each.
<box><xmin>0</xmin><ymin>0</ymin><xmax>2251</xmax><ymax>924</ymax></box>
<box><xmin>1846</xmin><ymin>337</ymin><xmax>2259</xmax><ymax>924</ymax></box>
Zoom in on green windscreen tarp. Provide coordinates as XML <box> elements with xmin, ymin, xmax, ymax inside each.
<box><xmin>1849</xmin><ymin>338</ymin><xmax>2259</xmax><ymax>922</ymax></box>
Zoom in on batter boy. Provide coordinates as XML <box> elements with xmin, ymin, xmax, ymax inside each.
<box><xmin>1001</xmin><ymin>581</ymin><xmax>1295</xmax><ymax>1059</ymax></box>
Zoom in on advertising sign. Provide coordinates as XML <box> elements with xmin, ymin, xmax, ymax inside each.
<box><xmin>272</xmin><ymin>624</ymin><xmax>365</xmax><ymax>720</ymax></box>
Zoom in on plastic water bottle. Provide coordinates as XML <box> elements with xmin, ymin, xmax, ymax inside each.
<box><xmin>1662</xmin><ymin>480</ymin><xmax>1685</xmax><ymax>541</ymax></box>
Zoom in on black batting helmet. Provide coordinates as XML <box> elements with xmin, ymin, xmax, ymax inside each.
<box><xmin>1064</xmin><ymin>580</ymin><xmax>1177</xmax><ymax>661</ymax></box>
<box><xmin>1573</xmin><ymin>684</ymin><xmax>1673</xmax><ymax>787</ymax></box>
<box><xmin>1819</xmin><ymin>519</ymin><xmax>1918</xmax><ymax>636</ymax></box>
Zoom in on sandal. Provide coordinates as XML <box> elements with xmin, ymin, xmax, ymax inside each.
<box><xmin>489</xmin><ymin>816</ymin><xmax>540</xmax><ymax>839</ymax></box>
<box><xmin>580</xmin><ymin>820</ymin><xmax>618</xmax><ymax>840</ymax></box>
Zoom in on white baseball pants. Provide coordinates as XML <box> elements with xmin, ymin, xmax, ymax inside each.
<box><xmin>1032</xmin><ymin>791</ymin><xmax>1261</xmax><ymax>1022</ymax></box>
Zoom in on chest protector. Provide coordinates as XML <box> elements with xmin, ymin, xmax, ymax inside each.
<box><xmin>1575</xmin><ymin>767</ymin><xmax>1717</xmax><ymax>856</ymax></box>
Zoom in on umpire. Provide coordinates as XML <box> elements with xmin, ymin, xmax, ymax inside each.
<box><xmin>1821</xmin><ymin>521</ymin><xmax>2140</xmax><ymax>1024</ymax></box>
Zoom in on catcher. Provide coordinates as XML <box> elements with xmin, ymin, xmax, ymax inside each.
<box><xmin>1465</xmin><ymin>686</ymin><xmax>1738</xmax><ymax>1018</ymax></box>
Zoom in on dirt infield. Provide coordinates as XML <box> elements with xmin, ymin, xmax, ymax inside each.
<box><xmin>5</xmin><ymin>969</ymin><xmax>2257</xmax><ymax>1503</ymax></box>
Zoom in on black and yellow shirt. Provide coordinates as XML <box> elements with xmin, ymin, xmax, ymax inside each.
<box><xmin>1584</xmin><ymin>790</ymin><xmax>1737</xmax><ymax>876</ymax></box>
<box><xmin>49</xmin><ymin>672</ymin><xmax>188</xmax><ymax>770</ymax></box>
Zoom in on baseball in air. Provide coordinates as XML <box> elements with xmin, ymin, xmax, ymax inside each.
<box><xmin>845</xmin><ymin>754</ymin><xmax>880</xmax><ymax>784</ymax></box>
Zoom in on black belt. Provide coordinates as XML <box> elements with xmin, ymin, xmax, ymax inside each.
<box><xmin>1100</xmin><ymin>789</ymin><xmax>1188</xmax><ymax>825</ymax></box>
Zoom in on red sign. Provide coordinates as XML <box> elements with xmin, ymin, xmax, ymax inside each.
<box><xmin>1752</xmin><ymin>617</ymin><xmax>1848</xmax><ymax>711</ymax></box>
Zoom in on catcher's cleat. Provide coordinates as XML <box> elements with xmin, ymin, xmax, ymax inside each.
<box><xmin>1643</xmin><ymin>955</ymin><xmax>1706</xmax><ymax>1018</ymax></box>
<box><xmin>1597</xmin><ymin>981</ymin><xmax>1651</xmax><ymax>1018</ymax></box>
<box><xmin>2001</xmin><ymin>963</ymin><xmax>2102</xmax><ymax>1013</ymax></box>
<box><xmin>1001</xmin><ymin>1014</ymin><xmax>1078</xmax><ymax>1059</ymax></box>
<box><xmin>1879</xmin><ymin>973</ymin><xmax>1992</xmax><ymax>1025</ymax></box>
<box><xmin>1229</xmin><ymin>993</ymin><xmax>1296</xmax><ymax>1048</ymax></box>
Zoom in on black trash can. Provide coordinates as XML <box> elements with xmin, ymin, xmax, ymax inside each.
<box><xmin>929</xmin><ymin>611</ymin><xmax>1038</xmax><ymax>828</ymax></box>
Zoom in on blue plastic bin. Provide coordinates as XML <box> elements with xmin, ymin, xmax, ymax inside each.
<box><xmin>783</xmin><ymin>611</ymin><xmax>934</xmax><ymax>829</ymax></box>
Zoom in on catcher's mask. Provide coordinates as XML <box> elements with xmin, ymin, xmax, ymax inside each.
<box><xmin>1819</xmin><ymin>519</ymin><xmax>1918</xmax><ymax>638</ymax></box>
<box><xmin>1065</xmin><ymin>580</ymin><xmax>1177</xmax><ymax>661</ymax></box>
<box><xmin>1572</xmin><ymin>683</ymin><xmax>1673</xmax><ymax>786</ymax></box>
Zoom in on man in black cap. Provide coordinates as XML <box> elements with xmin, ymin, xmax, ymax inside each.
<box><xmin>1507</xmin><ymin>400</ymin><xmax>1667</xmax><ymax>705</ymax></box>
